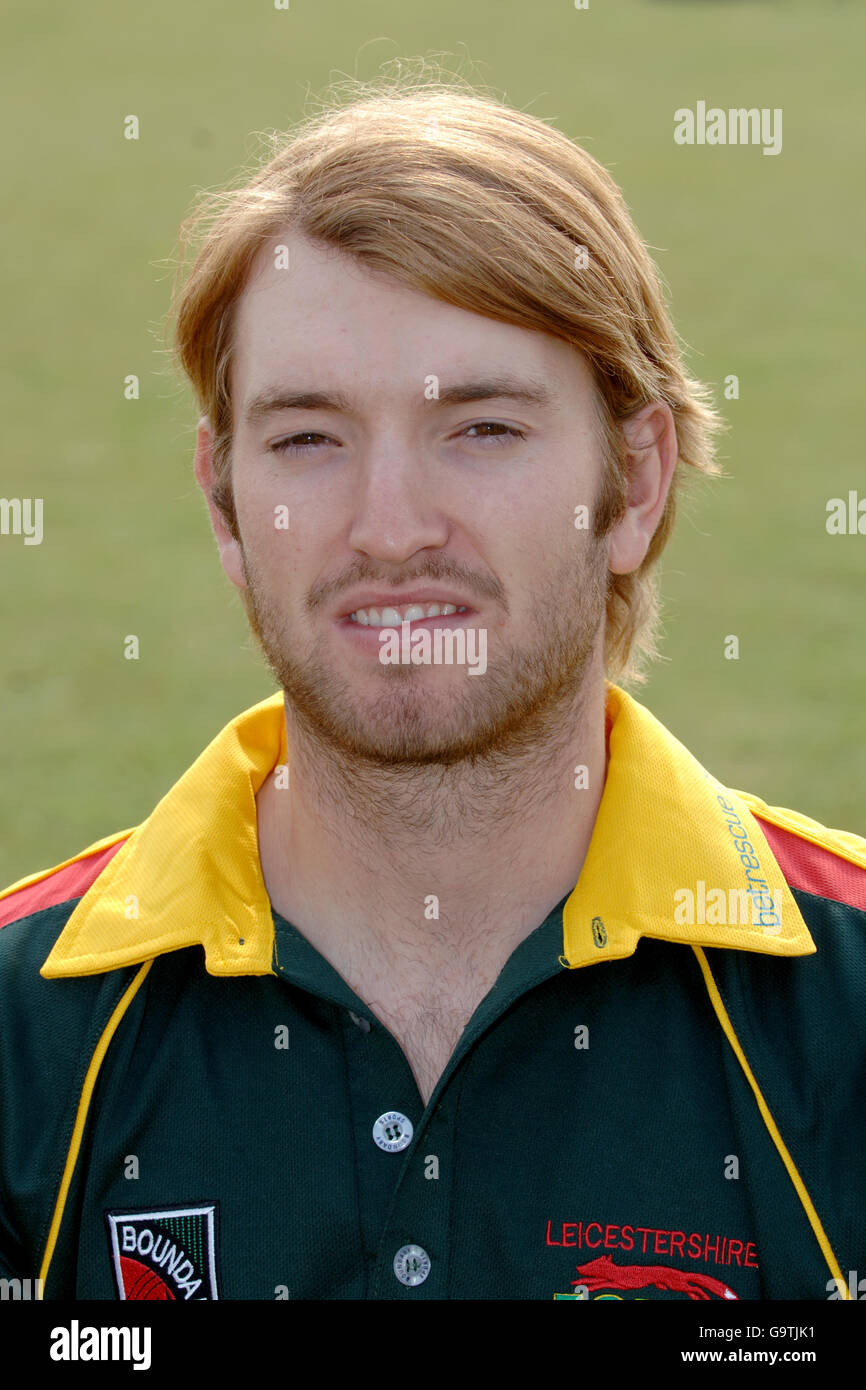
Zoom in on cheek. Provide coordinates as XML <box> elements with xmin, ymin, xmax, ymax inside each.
<box><xmin>484</xmin><ymin>485</ymin><xmax>564</xmax><ymax>577</ymax></box>
<box><xmin>233</xmin><ymin>472</ymin><xmax>291</xmax><ymax>554</ymax></box>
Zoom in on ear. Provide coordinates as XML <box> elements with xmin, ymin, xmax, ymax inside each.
<box><xmin>194</xmin><ymin>416</ymin><xmax>247</xmax><ymax>591</ymax></box>
<box><xmin>606</xmin><ymin>401</ymin><xmax>678</xmax><ymax>575</ymax></box>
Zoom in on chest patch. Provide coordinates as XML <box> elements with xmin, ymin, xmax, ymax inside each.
<box><xmin>105</xmin><ymin>1203</ymin><xmax>219</xmax><ymax>1300</ymax></box>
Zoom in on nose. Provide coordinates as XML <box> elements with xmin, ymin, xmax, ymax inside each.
<box><xmin>347</xmin><ymin>434</ymin><xmax>450</xmax><ymax>565</ymax></box>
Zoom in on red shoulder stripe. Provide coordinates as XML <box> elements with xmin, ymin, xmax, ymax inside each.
<box><xmin>0</xmin><ymin>838</ymin><xmax>130</xmax><ymax>930</ymax></box>
<box><xmin>755</xmin><ymin>816</ymin><xmax>866</xmax><ymax>912</ymax></box>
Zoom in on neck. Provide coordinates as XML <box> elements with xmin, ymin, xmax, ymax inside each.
<box><xmin>257</xmin><ymin>669</ymin><xmax>610</xmax><ymax>967</ymax></box>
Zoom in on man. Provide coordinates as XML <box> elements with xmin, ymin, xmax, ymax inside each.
<box><xmin>1</xmin><ymin>78</ymin><xmax>864</xmax><ymax>1304</ymax></box>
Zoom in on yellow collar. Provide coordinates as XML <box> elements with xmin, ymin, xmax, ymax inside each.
<box><xmin>41</xmin><ymin>686</ymin><xmax>815</xmax><ymax>979</ymax></box>
<box><xmin>560</xmin><ymin>687</ymin><xmax>815</xmax><ymax>966</ymax></box>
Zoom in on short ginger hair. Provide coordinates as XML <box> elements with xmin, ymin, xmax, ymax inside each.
<box><xmin>169</xmin><ymin>65</ymin><xmax>723</xmax><ymax>685</ymax></box>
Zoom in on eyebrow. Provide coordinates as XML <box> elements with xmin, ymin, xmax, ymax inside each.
<box><xmin>242</xmin><ymin>376</ymin><xmax>556</xmax><ymax>427</ymax></box>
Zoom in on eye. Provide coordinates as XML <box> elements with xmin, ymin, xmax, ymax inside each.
<box><xmin>269</xmin><ymin>431</ymin><xmax>333</xmax><ymax>456</ymax></box>
<box><xmin>461</xmin><ymin>422</ymin><xmax>526</xmax><ymax>445</ymax></box>
<box><xmin>268</xmin><ymin>421</ymin><xmax>527</xmax><ymax>456</ymax></box>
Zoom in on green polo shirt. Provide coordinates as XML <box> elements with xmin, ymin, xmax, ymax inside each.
<box><xmin>1</xmin><ymin>685</ymin><xmax>864</xmax><ymax>1301</ymax></box>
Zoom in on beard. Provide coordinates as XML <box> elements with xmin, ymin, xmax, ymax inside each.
<box><xmin>237</xmin><ymin>536</ymin><xmax>610</xmax><ymax>771</ymax></box>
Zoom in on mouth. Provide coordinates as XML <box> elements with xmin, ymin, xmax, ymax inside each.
<box><xmin>346</xmin><ymin>601</ymin><xmax>472</xmax><ymax>628</ymax></box>
<box><xmin>335</xmin><ymin>603</ymin><xmax>479</xmax><ymax>649</ymax></box>
<box><xmin>334</xmin><ymin>588</ymin><xmax>478</xmax><ymax>620</ymax></box>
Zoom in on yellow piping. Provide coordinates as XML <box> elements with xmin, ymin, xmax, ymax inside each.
<box><xmin>693</xmin><ymin>946</ymin><xmax>851</xmax><ymax>1299</ymax></box>
<box><xmin>37</xmin><ymin>960</ymin><xmax>153</xmax><ymax>1298</ymax></box>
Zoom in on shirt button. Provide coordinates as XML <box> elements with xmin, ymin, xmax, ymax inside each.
<box><xmin>393</xmin><ymin>1244</ymin><xmax>431</xmax><ymax>1287</ymax></box>
<box><xmin>372</xmin><ymin>1111</ymin><xmax>413</xmax><ymax>1153</ymax></box>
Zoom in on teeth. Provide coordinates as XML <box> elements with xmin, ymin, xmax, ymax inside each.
<box><xmin>349</xmin><ymin>602</ymin><xmax>468</xmax><ymax>627</ymax></box>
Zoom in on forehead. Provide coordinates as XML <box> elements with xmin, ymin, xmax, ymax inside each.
<box><xmin>230</xmin><ymin>231</ymin><xmax>596</xmax><ymax>412</ymax></box>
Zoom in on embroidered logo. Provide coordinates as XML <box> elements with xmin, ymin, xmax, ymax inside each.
<box><xmin>106</xmin><ymin>1204</ymin><xmax>219</xmax><ymax>1300</ymax></box>
<box><xmin>591</xmin><ymin>917</ymin><xmax>607</xmax><ymax>948</ymax></box>
<box><xmin>554</xmin><ymin>1255</ymin><xmax>738</xmax><ymax>1301</ymax></box>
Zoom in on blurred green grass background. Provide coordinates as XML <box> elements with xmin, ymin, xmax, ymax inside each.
<box><xmin>1</xmin><ymin>0</ymin><xmax>864</xmax><ymax>886</ymax></box>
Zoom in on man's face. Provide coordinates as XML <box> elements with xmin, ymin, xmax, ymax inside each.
<box><xmin>205</xmin><ymin>231</ymin><xmax>614</xmax><ymax>767</ymax></box>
